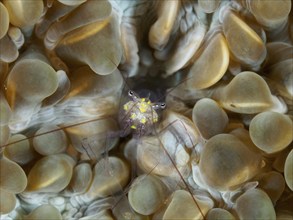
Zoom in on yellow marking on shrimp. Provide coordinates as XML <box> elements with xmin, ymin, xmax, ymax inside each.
<box><xmin>140</xmin><ymin>118</ymin><xmax>147</xmax><ymax>124</ymax></box>
<box><xmin>130</xmin><ymin>113</ymin><xmax>137</xmax><ymax>120</ymax></box>
<box><xmin>123</xmin><ymin>96</ymin><xmax>160</xmax><ymax>134</ymax></box>
<box><xmin>138</xmin><ymin>100</ymin><xmax>149</xmax><ymax>113</ymax></box>
<box><xmin>123</xmin><ymin>104</ymin><xmax>128</xmax><ymax>111</ymax></box>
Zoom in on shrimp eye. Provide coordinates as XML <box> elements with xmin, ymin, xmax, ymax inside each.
<box><xmin>160</xmin><ymin>103</ymin><xmax>166</xmax><ymax>109</ymax></box>
<box><xmin>128</xmin><ymin>90</ymin><xmax>134</xmax><ymax>97</ymax></box>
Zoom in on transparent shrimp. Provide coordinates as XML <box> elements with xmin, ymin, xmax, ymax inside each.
<box><xmin>0</xmin><ymin>63</ymin><xmax>207</xmax><ymax>219</ymax></box>
<box><xmin>77</xmin><ymin>72</ymin><xmax>208</xmax><ymax>219</ymax></box>
<box><xmin>118</xmin><ymin>89</ymin><xmax>165</xmax><ymax>137</ymax></box>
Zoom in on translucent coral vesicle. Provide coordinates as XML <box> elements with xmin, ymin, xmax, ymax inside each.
<box><xmin>222</xmin><ymin>11</ymin><xmax>266</xmax><ymax>68</ymax></box>
<box><xmin>55</xmin><ymin>14</ymin><xmax>122</xmax><ymax>75</ymax></box>
<box><xmin>186</xmin><ymin>33</ymin><xmax>229</xmax><ymax>89</ymax></box>
<box><xmin>248</xmin><ymin>0</ymin><xmax>291</xmax><ymax>30</ymax></box>
<box><xmin>213</xmin><ymin>71</ymin><xmax>279</xmax><ymax>114</ymax></box>
<box><xmin>0</xmin><ymin>3</ymin><xmax>9</xmax><ymax>40</ymax></box>
<box><xmin>3</xmin><ymin>0</ymin><xmax>44</xmax><ymax>28</ymax></box>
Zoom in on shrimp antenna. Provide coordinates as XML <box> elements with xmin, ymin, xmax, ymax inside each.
<box><xmin>101</xmin><ymin>51</ymin><xmax>132</xmax><ymax>90</ymax></box>
<box><xmin>157</xmin><ymin>75</ymin><xmax>194</xmax><ymax>103</ymax></box>
<box><xmin>152</xmin><ymin>127</ymin><xmax>206</xmax><ymax>219</ymax></box>
<box><xmin>101</xmin><ymin>53</ymin><xmax>137</xmax><ymax>111</ymax></box>
<box><xmin>148</xmin><ymin>101</ymin><xmax>206</xmax><ymax>218</ymax></box>
<box><xmin>147</xmin><ymin>92</ymin><xmax>151</xmax><ymax>100</ymax></box>
<box><xmin>0</xmin><ymin>116</ymin><xmax>112</xmax><ymax>148</ymax></box>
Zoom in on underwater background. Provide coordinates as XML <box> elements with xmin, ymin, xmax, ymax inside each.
<box><xmin>0</xmin><ymin>0</ymin><xmax>292</xmax><ymax>219</ymax></box>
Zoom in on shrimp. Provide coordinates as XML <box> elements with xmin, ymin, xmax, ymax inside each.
<box><xmin>77</xmin><ymin>71</ymin><xmax>207</xmax><ymax>219</ymax></box>
<box><xmin>0</xmin><ymin>63</ymin><xmax>207</xmax><ymax>219</ymax></box>
<box><xmin>118</xmin><ymin>89</ymin><xmax>165</xmax><ymax>137</ymax></box>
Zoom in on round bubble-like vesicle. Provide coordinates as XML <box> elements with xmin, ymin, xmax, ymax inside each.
<box><xmin>206</xmin><ymin>208</ymin><xmax>236</xmax><ymax>220</ymax></box>
<box><xmin>23</xmin><ymin>204</ymin><xmax>62</xmax><ymax>220</ymax></box>
<box><xmin>33</xmin><ymin>125</ymin><xmax>68</xmax><ymax>156</ymax></box>
<box><xmin>249</xmin><ymin>111</ymin><xmax>292</xmax><ymax>154</ymax></box>
<box><xmin>0</xmin><ymin>189</ymin><xmax>16</xmax><ymax>214</ymax></box>
<box><xmin>66</xmin><ymin>163</ymin><xmax>93</xmax><ymax>195</ymax></box>
<box><xmin>78</xmin><ymin>156</ymin><xmax>130</xmax><ymax>202</ymax></box>
<box><xmin>0</xmin><ymin>3</ymin><xmax>9</xmax><ymax>40</ymax></box>
<box><xmin>199</xmin><ymin>134</ymin><xmax>263</xmax><ymax>191</ymax></box>
<box><xmin>0</xmin><ymin>156</ymin><xmax>27</xmax><ymax>193</ymax></box>
<box><xmin>234</xmin><ymin>188</ymin><xmax>276</xmax><ymax>220</ymax></box>
<box><xmin>3</xmin><ymin>0</ymin><xmax>44</xmax><ymax>28</ymax></box>
<box><xmin>257</xmin><ymin>171</ymin><xmax>286</xmax><ymax>204</ymax></box>
<box><xmin>284</xmin><ymin>149</ymin><xmax>293</xmax><ymax>191</ymax></box>
<box><xmin>26</xmin><ymin>154</ymin><xmax>75</xmax><ymax>193</ymax></box>
<box><xmin>162</xmin><ymin>190</ymin><xmax>213</xmax><ymax>220</ymax></box>
<box><xmin>192</xmin><ymin>98</ymin><xmax>228</xmax><ymax>139</ymax></box>
<box><xmin>128</xmin><ymin>174</ymin><xmax>168</xmax><ymax>215</ymax></box>
<box><xmin>4</xmin><ymin>134</ymin><xmax>35</xmax><ymax>165</ymax></box>
<box><xmin>213</xmin><ymin>71</ymin><xmax>283</xmax><ymax>114</ymax></box>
